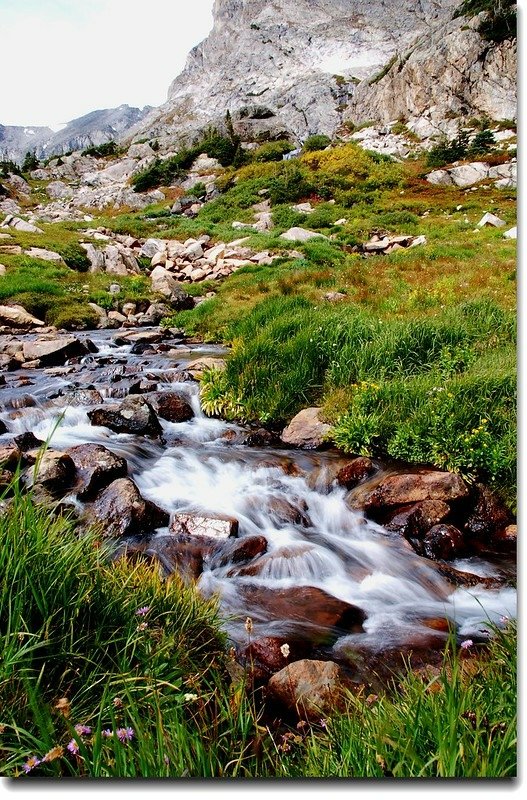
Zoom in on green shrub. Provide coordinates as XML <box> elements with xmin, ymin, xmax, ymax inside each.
<box><xmin>468</xmin><ymin>129</ymin><xmax>496</xmax><ymax>157</ymax></box>
<box><xmin>271</xmin><ymin>204</ymin><xmax>307</xmax><ymax>229</ymax></box>
<box><xmin>267</xmin><ymin>165</ymin><xmax>314</xmax><ymax>205</ymax></box>
<box><xmin>22</xmin><ymin>151</ymin><xmax>39</xmax><ymax>172</ymax></box>
<box><xmin>253</xmin><ymin>140</ymin><xmax>294</xmax><ymax>162</ymax></box>
<box><xmin>425</xmin><ymin>131</ymin><xmax>470</xmax><ymax>168</ymax></box>
<box><xmin>302</xmin><ymin>134</ymin><xmax>331</xmax><ymax>153</ymax></box>
<box><xmin>456</xmin><ymin>0</ymin><xmax>516</xmax><ymax>42</ymax></box>
<box><xmin>81</xmin><ymin>141</ymin><xmax>121</xmax><ymax>158</ymax></box>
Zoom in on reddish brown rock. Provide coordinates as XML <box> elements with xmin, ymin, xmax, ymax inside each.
<box><xmin>68</xmin><ymin>443</ymin><xmax>128</xmax><ymax>500</ymax></box>
<box><xmin>464</xmin><ymin>484</ymin><xmax>513</xmax><ymax>542</ymax></box>
<box><xmin>147</xmin><ymin>391</ymin><xmax>194</xmax><ymax>423</ymax></box>
<box><xmin>281</xmin><ymin>407</ymin><xmax>332</xmax><ymax>450</ymax></box>
<box><xmin>267</xmin><ymin>659</ymin><xmax>353</xmax><ymax>719</ymax></box>
<box><xmin>242</xmin><ymin>636</ymin><xmax>311</xmax><ymax>677</ymax></box>
<box><xmin>215</xmin><ymin>535</ymin><xmax>268</xmax><ymax>568</ymax></box>
<box><xmin>385</xmin><ymin>500</ymin><xmax>450</xmax><ymax>539</ymax></box>
<box><xmin>363</xmin><ymin>471</ymin><xmax>469</xmax><ymax>512</ymax></box>
<box><xmin>266</xmin><ymin>495</ymin><xmax>310</xmax><ymax>527</ymax></box>
<box><xmin>492</xmin><ymin>523</ymin><xmax>517</xmax><ymax>550</ymax></box>
<box><xmin>144</xmin><ymin>534</ymin><xmax>209</xmax><ymax>581</ymax></box>
<box><xmin>92</xmin><ymin>478</ymin><xmax>169</xmax><ymax>538</ymax></box>
<box><xmin>336</xmin><ymin>457</ymin><xmax>375</xmax><ymax>489</ymax></box>
<box><xmin>422</xmin><ymin>524</ymin><xmax>465</xmax><ymax>561</ymax></box>
<box><xmin>239</xmin><ymin>585</ymin><xmax>366</xmax><ymax>633</ymax></box>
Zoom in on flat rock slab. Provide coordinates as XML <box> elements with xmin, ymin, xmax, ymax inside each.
<box><xmin>281</xmin><ymin>407</ymin><xmax>332</xmax><ymax>449</ymax></box>
<box><xmin>68</xmin><ymin>443</ymin><xmax>128</xmax><ymax>500</ymax></box>
<box><xmin>22</xmin><ymin>336</ymin><xmax>94</xmax><ymax>366</ymax></box>
<box><xmin>184</xmin><ymin>357</ymin><xmax>227</xmax><ymax>379</ymax></box>
<box><xmin>279</xmin><ymin>227</ymin><xmax>327</xmax><ymax>242</ymax></box>
<box><xmin>362</xmin><ymin>471</ymin><xmax>469</xmax><ymax>511</ymax></box>
<box><xmin>0</xmin><ymin>305</ymin><xmax>45</xmax><ymax>329</ymax></box>
<box><xmin>239</xmin><ymin>585</ymin><xmax>366</xmax><ymax>633</ymax></box>
<box><xmin>170</xmin><ymin>512</ymin><xmax>239</xmax><ymax>539</ymax></box>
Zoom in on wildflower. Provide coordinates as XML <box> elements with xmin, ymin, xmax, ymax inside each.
<box><xmin>74</xmin><ymin>724</ymin><xmax>92</xmax><ymax>736</ymax></box>
<box><xmin>244</xmin><ymin>616</ymin><xmax>253</xmax><ymax>634</ymax></box>
<box><xmin>137</xmin><ymin>622</ymin><xmax>148</xmax><ymax>631</ymax></box>
<box><xmin>183</xmin><ymin>693</ymin><xmax>199</xmax><ymax>702</ymax></box>
<box><xmin>22</xmin><ymin>756</ymin><xmax>41</xmax><ymax>773</ymax></box>
<box><xmin>319</xmin><ymin>719</ymin><xmax>328</xmax><ymax>729</ymax></box>
<box><xmin>42</xmin><ymin>746</ymin><xmax>64</xmax><ymax>763</ymax></box>
<box><xmin>163</xmin><ymin>754</ymin><xmax>170</xmax><ymax>765</ymax></box>
<box><xmin>113</xmin><ymin>697</ymin><xmax>123</xmax><ymax>708</ymax></box>
<box><xmin>500</xmin><ymin>615</ymin><xmax>509</xmax><ymax>624</ymax></box>
<box><xmin>102</xmin><ymin>729</ymin><xmax>113</xmax><ymax>738</ymax></box>
<box><xmin>135</xmin><ymin>606</ymin><xmax>150</xmax><ymax>616</ymax></box>
<box><xmin>67</xmin><ymin>739</ymin><xmax>79</xmax><ymax>755</ymax></box>
<box><xmin>460</xmin><ymin>639</ymin><xmax>473</xmax><ymax>650</ymax></box>
<box><xmin>116</xmin><ymin>727</ymin><xmax>134</xmax><ymax>742</ymax></box>
<box><xmin>280</xmin><ymin>643</ymin><xmax>290</xmax><ymax>659</ymax></box>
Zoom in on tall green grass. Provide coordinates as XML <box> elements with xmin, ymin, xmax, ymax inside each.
<box><xmin>195</xmin><ymin>296</ymin><xmax>515</xmax><ymax>500</ymax></box>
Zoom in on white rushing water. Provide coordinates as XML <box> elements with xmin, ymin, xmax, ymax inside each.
<box><xmin>0</xmin><ymin>332</ymin><xmax>516</xmax><ymax>655</ymax></box>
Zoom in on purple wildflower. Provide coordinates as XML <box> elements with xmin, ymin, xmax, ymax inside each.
<box><xmin>460</xmin><ymin>639</ymin><xmax>474</xmax><ymax>650</ymax></box>
<box><xmin>67</xmin><ymin>739</ymin><xmax>79</xmax><ymax>755</ymax></box>
<box><xmin>135</xmin><ymin>606</ymin><xmax>150</xmax><ymax>617</ymax></box>
<box><xmin>22</xmin><ymin>756</ymin><xmax>41</xmax><ymax>773</ymax></box>
<box><xmin>116</xmin><ymin>727</ymin><xmax>134</xmax><ymax>742</ymax></box>
<box><xmin>74</xmin><ymin>724</ymin><xmax>92</xmax><ymax>736</ymax></box>
<box><xmin>102</xmin><ymin>729</ymin><xmax>113</xmax><ymax>738</ymax></box>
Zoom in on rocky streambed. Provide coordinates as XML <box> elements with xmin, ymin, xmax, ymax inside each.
<box><xmin>0</xmin><ymin>326</ymin><xmax>517</xmax><ymax>702</ymax></box>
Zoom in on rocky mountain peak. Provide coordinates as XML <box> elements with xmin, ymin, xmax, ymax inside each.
<box><xmin>130</xmin><ymin>0</ymin><xmax>515</xmax><ymax>149</ymax></box>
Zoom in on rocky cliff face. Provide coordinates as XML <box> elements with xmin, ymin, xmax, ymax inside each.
<box><xmin>1</xmin><ymin>105</ymin><xmax>153</xmax><ymax>163</ymax></box>
<box><xmin>131</xmin><ymin>0</ymin><xmax>516</xmax><ymax>148</ymax></box>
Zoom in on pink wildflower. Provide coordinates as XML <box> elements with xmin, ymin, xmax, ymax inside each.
<box><xmin>135</xmin><ymin>606</ymin><xmax>150</xmax><ymax>616</ymax></box>
<box><xmin>74</xmin><ymin>724</ymin><xmax>92</xmax><ymax>736</ymax></box>
<box><xmin>460</xmin><ymin>639</ymin><xmax>474</xmax><ymax>650</ymax></box>
<box><xmin>22</xmin><ymin>756</ymin><xmax>41</xmax><ymax>773</ymax></box>
<box><xmin>102</xmin><ymin>729</ymin><xmax>113</xmax><ymax>738</ymax></box>
<box><xmin>67</xmin><ymin>739</ymin><xmax>79</xmax><ymax>755</ymax></box>
<box><xmin>116</xmin><ymin>727</ymin><xmax>134</xmax><ymax>742</ymax></box>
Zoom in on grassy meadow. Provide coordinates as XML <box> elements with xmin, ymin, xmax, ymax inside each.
<box><xmin>0</xmin><ymin>134</ymin><xmax>517</xmax><ymax>777</ymax></box>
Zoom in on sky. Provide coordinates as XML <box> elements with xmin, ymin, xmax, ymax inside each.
<box><xmin>0</xmin><ymin>0</ymin><xmax>215</xmax><ymax>129</ymax></box>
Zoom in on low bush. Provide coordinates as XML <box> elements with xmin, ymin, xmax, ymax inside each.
<box><xmin>252</xmin><ymin>140</ymin><xmax>294</xmax><ymax>162</ymax></box>
<box><xmin>302</xmin><ymin>134</ymin><xmax>331</xmax><ymax>152</ymax></box>
<box><xmin>81</xmin><ymin>141</ymin><xmax>121</xmax><ymax>159</ymax></box>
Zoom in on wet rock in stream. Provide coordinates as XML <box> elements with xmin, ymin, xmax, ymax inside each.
<box><xmin>22</xmin><ymin>336</ymin><xmax>97</xmax><ymax>367</ymax></box>
<box><xmin>23</xmin><ymin>449</ymin><xmax>76</xmax><ymax>495</ymax></box>
<box><xmin>147</xmin><ymin>391</ymin><xmax>194</xmax><ymax>423</ymax></box>
<box><xmin>88</xmin><ymin>395</ymin><xmax>162</xmax><ymax>437</ymax></box>
<box><xmin>68</xmin><ymin>443</ymin><xmax>128</xmax><ymax>500</ymax></box>
<box><xmin>91</xmin><ymin>477</ymin><xmax>169</xmax><ymax>538</ymax></box>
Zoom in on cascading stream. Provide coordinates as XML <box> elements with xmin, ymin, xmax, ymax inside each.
<box><xmin>0</xmin><ymin>329</ymin><xmax>516</xmax><ymax>657</ymax></box>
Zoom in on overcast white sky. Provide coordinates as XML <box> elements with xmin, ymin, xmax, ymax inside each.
<box><xmin>1</xmin><ymin>0</ymin><xmax>215</xmax><ymax>129</ymax></box>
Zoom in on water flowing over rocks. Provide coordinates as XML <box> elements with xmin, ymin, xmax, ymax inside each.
<box><xmin>0</xmin><ymin>328</ymin><xmax>516</xmax><ymax>689</ymax></box>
